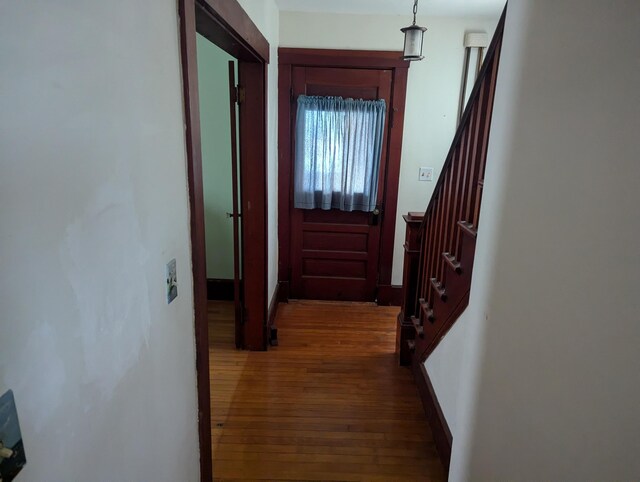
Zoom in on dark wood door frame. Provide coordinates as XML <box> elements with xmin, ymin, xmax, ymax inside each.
<box><xmin>178</xmin><ymin>0</ymin><xmax>269</xmax><ymax>480</ymax></box>
<box><xmin>278</xmin><ymin>49</ymin><xmax>410</xmax><ymax>301</ymax></box>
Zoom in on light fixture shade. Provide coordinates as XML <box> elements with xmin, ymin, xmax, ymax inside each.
<box><xmin>401</xmin><ymin>24</ymin><xmax>427</xmax><ymax>60</ymax></box>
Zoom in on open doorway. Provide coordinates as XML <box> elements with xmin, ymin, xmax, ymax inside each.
<box><xmin>178</xmin><ymin>1</ymin><xmax>271</xmax><ymax>479</ymax></box>
<box><xmin>196</xmin><ymin>36</ymin><xmax>243</xmax><ymax>349</ymax></box>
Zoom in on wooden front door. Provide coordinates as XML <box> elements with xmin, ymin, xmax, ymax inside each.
<box><xmin>289</xmin><ymin>66</ymin><xmax>393</xmax><ymax>301</ymax></box>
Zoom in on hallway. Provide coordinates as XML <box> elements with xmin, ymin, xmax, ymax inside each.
<box><xmin>209</xmin><ymin>300</ymin><xmax>446</xmax><ymax>481</ymax></box>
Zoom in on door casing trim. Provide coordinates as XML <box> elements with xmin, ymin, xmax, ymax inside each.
<box><xmin>277</xmin><ymin>48</ymin><xmax>410</xmax><ymax>300</ymax></box>
<box><xmin>178</xmin><ymin>1</ymin><xmax>270</xmax><ymax>480</ymax></box>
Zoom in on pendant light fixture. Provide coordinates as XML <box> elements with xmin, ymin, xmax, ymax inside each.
<box><xmin>401</xmin><ymin>0</ymin><xmax>427</xmax><ymax>61</ymax></box>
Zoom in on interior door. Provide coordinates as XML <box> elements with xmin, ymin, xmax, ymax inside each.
<box><xmin>227</xmin><ymin>61</ymin><xmax>243</xmax><ymax>348</ymax></box>
<box><xmin>289</xmin><ymin>67</ymin><xmax>393</xmax><ymax>301</ymax></box>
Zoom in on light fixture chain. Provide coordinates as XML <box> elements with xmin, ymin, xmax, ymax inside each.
<box><xmin>413</xmin><ymin>0</ymin><xmax>418</xmax><ymax>25</ymax></box>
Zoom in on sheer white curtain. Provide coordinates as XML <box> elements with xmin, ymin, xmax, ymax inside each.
<box><xmin>294</xmin><ymin>95</ymin><xmax>386</xmax><ymax>212</ymax></box>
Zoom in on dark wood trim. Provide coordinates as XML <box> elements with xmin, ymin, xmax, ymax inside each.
<box><xmin>179</xmin><ymin>0</ymin><xmax>271</xmax><ymax>478</ymax></box>
<box><xmin>277</xmin><ymin>48</ymin><xmax>410</xmax><ymax>298</ymax></box>
<box><xmin>227</xmin><ymin>60</ymin><xmax>243</xmax><ymax>348</ymax></box>
<box><xmin>267</xmin><ymin>282</ymin><xmax>281</xmax><ymax>346</ymax></box>
<box><xmin>396</xmin><ymin>212</ymin><xmax>424</xmax><ymax>366</ymax></box>
<box><xmin>238</xmin><ymin>60</ymin><xmax>268</xmax><ymax>351</ymax></box>
<box><xmin>178</xmin><ymin>1</ymin><xmax>212</xmax><ymax>480</ymax></box>
<box><xmin>279</xmin><ymin>48</ymin><xmax>409</xmax><ymax>69</ymax></box>
<box><xmin>277</xmin><ymin>62</ymin><xmax>292</xmax><ymax>285</ymax></box>
<box><xmin>206</xmin><ymin>278</ymin><xmax>234</xmax><ymax>301</ymax></box>
<box><xmin>277</xmin><ymin>280</ymin><xmax>290</xmax><ymax>302</ymax></box>
<box><xmin>196</xmin><ymin>0</ymin><xmax>269</xmax><ymax>63</ymax></box>
<box><xmin>378</xmin><ymin>65</ymin><xmax>409</xmax><ymax>286</ymax></box>
<box><xmin>376</xmin><ymin>285</ymin><xmax>403</xmax><ymax>306</ymax></box>
<box><xmin>420</xmin><ymin>291</ymin><xmax>470</xmax><ymax>361</ymax></box>
<box><xmin>412</xmin><ymin>359</ymin><xmax>452</xmax><ymax>474</ymax></box>
<box><xmin>192</xmin><ymin>1</ymin><xmax>270</xmax><ymax>354</ymax></box>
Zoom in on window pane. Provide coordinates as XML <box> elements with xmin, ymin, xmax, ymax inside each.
<box><xmin>294</xmin><ymin>96</ymin><xmax>386</xmax><ymax>212</ymax></box>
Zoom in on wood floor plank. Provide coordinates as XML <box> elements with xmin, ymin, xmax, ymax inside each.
<box><xmin>209</xmin><ymin>300</ymin><xmax>445</xmax><ymax>481</ymax></box>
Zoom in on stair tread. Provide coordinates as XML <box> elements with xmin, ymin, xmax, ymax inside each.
<box><xmin>443</xmin><ymin>252</ymin><xmax>462</xmax><ymax>274</ymax></box>
<box><xmin>430</xmin><ymin>278</ymin><xmax>448</xmax><ymax>302</ymax></box>
<box><xmin>419</xmin><ymin>299</ymin><xmax>435</xmax><ymax>322</ymax></box>
<box><xmin>410</xmin><ymin>316</ymin><xmax>424</xmax><ymax>338</ymax></box>
<box><xmin>458</xmin><ymin>220</ymin><xmax>478</xmax><ymax>238</ymax></box>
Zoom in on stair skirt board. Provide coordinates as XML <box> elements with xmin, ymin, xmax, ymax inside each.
<box><xmin>412</xmin><ymin>360</ymin><xmax>453</xmax><ymax>474</ymax></box>
<box><xmin>206</xmin><ymin>278</ymin><xmax>235</xmax><ymax>301</ymax></box>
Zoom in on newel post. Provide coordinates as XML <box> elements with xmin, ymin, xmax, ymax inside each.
<box><xmin>396</xmin><ymin>212</ymin><xmax>424</xmax><ymax>366</ymax></box>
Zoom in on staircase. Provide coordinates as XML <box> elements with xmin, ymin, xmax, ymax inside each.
<box><xmin>397</xmin><ymin>9</ymin><xmax>505</xmax><ymax>366</ymax></box>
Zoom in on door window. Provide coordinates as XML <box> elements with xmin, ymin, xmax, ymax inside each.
<box><xmin>293</xmin><ymin>95</ymin><xmax>386</xmax><ymax>212</ymax></box>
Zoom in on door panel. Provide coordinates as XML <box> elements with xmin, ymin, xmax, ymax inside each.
<box><xmin>290</xmin><ymin>67</ymin><xmax>392</xmax><ymax>301</ymax></box>
<box><xmin>227</xmin><ymin>61</ymin><xmax>243</xmax><ymax>348</ymax></box>
<box><xmin>303</xmin><ymin>259</ymin><xmax>367</xmax><ymax>278</ymax></box>
<box><xmin>303</xmin><ymin>231</ymin><xmax>368</xmax><ymax>252</ymax></box>
<box><xmin>238</xmin><ymin>60</ymin><xmax>267</xmax><ymax>350</ymax></box>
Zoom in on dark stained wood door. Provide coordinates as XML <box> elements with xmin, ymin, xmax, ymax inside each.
<box><xmin>289</xmin><ymin>67</ymin><xmax>393</xmax><ymax>301</ymax></box>
<box><xmin>227</xmin><ymin>61</ymin><xmax>243</xmax><ymax>348</ymax></box>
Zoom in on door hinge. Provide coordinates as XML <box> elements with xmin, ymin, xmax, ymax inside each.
<box><xmin>235</xmin><ymin>85</ymin><xmax>246</xmax><ymax>105</ymax></box>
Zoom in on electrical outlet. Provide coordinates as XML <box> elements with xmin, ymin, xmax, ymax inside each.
<box><xmin>0</xmin><ymin>390</ymin><xmax>27</xmax><ymax>481</ymax></box>
<box><xmin>419</xmin><ymin>167</ymin><xmax>434</xmax><ymax>182</ymax></box>
<box><xmin>166</xmin><ymin>258</ymin><xmax>177</xmax><ymax>304</ymax></box>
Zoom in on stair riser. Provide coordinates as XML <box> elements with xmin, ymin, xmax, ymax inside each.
<box><xmin>425</xmin><ymin>274</ymin><xmax>468</xmax><ymax>339</ymax></box>
<box><xmin>420</xmin><ymin>235</ymin><xmax>477</xmax><ymax>352</ymax></box>
<box><xmin>426</xmin><ymin>234</ymin><xmax>476</xmax><ymax>323</ymax></box>
<box><xmin>457</xmin><ymin>227</ymin><xmax>477</xmax><ymax>271</ymax></box>
<box><xmin>417</xmin><ymin>290</ymin><xmax>471</xmax><ymax>360</ymax></box>
<box><xmin>419</xmin><ymin>302</ymin><xmax>434</xmax><ymax>324</ymax></box>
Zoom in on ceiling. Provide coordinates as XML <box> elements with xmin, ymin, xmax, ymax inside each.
<box><xmin>275</xmin><ymin>0</ymin><xmax>504</xmax><ymax>17</ymax></box>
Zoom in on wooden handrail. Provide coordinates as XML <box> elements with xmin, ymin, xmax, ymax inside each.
<box><xmin>398</xmin><ymin>6</ymin><xmax>506</xmax><ymax>364</ymax></box>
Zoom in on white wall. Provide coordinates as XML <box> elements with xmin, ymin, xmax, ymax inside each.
<box><xmin>280</xmin><ymin>12</ymin><xmax>499</xmax><ymax>285</ymax></box>
<box><xmin>424</xmin><ymin>312</ymin><xmax>471</xmax><ymax>436</ymax></box>
<box><xmin>237</xmin><ymin>0</ymin><xmax>280</xmax><ymax>301</ymax></box>
<box><xmin>0</xmin><ymin>1</ymin><xmax>200</xmax><ymax>480</ymax></box>
<box><xmin>451</xmin><ymin>0</ymin><xmax>640</xmax><ymax>479</ymax></box>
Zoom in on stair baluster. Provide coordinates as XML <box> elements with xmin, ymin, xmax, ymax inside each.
<box><xmin>396</xmin><ymin>8</ymin><xmax>505</xmax><ymax>364</ymax></box>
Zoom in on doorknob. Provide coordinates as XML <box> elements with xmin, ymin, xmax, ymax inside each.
<box><xmin>370</xmin><ymin>207</ymin><xmax>382</xmax><ymax>226</ymax></box>
<box><xmin>226</xmin><ymin>212</ymin><xmax>242</xmax><ymax>218</ymax></box>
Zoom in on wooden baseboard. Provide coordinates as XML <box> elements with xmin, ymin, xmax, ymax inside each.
<box><xmin>412</xmin><ymin>359</ymin><xmax>452</xmax><ymax>474</ymax></box>
<box><xmin>377</xmin><ymin>284</ymin><xmax>403</xmax><ymax>306</ymax></box>
<box><xmin>206</xmin><ymin>278</ymin><xmax>234</xmax><ymax>301</ymax></box>
<box><xmin>267</xmin><ymin>282</ymin><xmax>282</xmax><ymax>346</ymax></box>
<box><xmin>278</xmin><ymin>280</ymin><xmax>290</xmax><ymax>302</ymax></box>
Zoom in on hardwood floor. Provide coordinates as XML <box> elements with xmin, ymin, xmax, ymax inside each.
<box><xmin>208</xmin><ymin>300</ymin><xmax>446</xmax><ymax>481</ymax></box>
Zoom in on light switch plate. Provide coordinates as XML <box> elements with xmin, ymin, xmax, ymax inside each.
<box><xmin>0</xmin><ymin>390</ymin><xmax>26</xmax><ymax>481</ymax></box>
<box><xmin>166</xmin><ymin>258</ymin><xmax>177</xmax><ymax>304</ymax></box>
<box><xmin>419</xmin><ymin>167</ymin><xmax>434</xmax><ymax>182</ymax></box>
